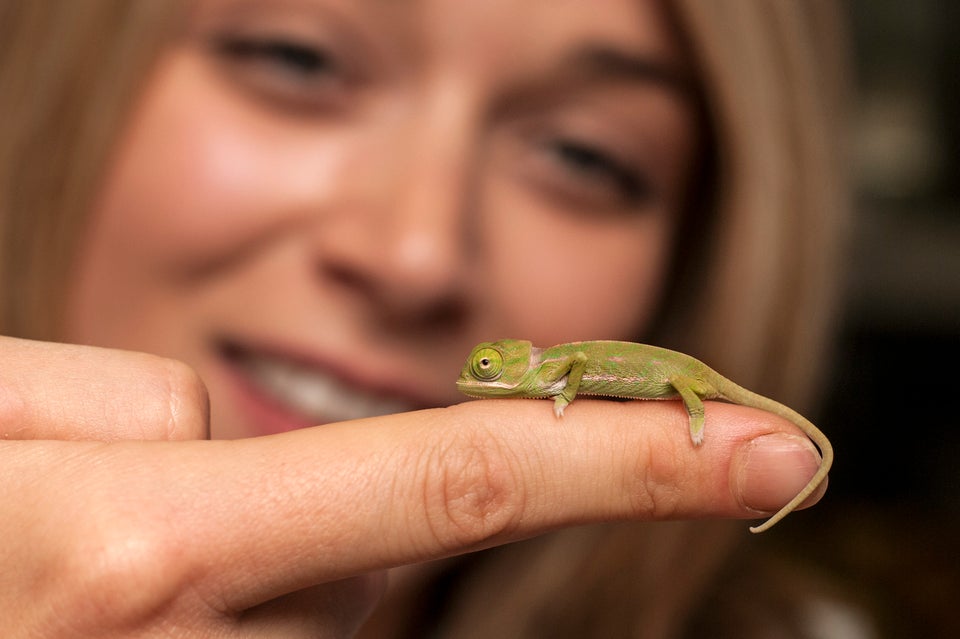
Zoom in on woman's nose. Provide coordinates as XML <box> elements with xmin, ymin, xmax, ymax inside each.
<box><xmin>311</xmin><ymin>103</ymin><xmax>477</xmax><ymax>326</ymax></box>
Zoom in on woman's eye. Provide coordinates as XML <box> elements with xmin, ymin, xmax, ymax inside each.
<box><xmin>547</xmin><ymin>139</ymin><xmax>651</xmax><ymax>204</ymax></box>
<box><xmin>210</xmin><ymin>32</ymin><xmax>353</xmax><ymax>112</ymax></box>
<box><xmin>216</xmin><ymin>36</ymin><xmax>335</xmax><ymax>78</ymax></box>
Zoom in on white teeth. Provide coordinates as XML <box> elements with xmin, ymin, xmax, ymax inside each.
<box><xmin>241</xmin><ymin>353</ymin><xmax>412</xmax><ymax>422</ymax></box>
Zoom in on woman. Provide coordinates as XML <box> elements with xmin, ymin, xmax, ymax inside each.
<box><xmin>0</xmin><ymin>1</ymin><xmax>849</xmax><ymax>636</ymax></box>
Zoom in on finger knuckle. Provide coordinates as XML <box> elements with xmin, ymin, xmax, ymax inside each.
<box><xmin>625</xmin><ymin>436</ymin><xmax>685</xmax><ymax>521</ymax></box>
<box><xmin>152</xmin><ymin>356</ymin><xmax>210</xmax><ymax>440</ymax></box>
<box><xmin>0</xmin><ymin>379</ymin><xmax>27</xmax><ymax>437</ymax></box>
<box><xmin>53</xmin><ymin>513</ymin><xmax>194</xmax><ymax>633</ymax></box>
<box><xmin>419</xmin><ymin>427</ymin><xmax>526</xmax><ymax>551</ymax></box>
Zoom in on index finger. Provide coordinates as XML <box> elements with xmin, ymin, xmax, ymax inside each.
<box><xmin>52</xmin><ymin>398</ymin><xmax>822</xmax><ymax>612</ymax></box>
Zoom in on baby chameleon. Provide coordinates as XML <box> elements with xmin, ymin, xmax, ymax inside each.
<box><xmin>456</xmin><ymin>339</ymin><xmax>833</xmax><ymax>533</ymax></box>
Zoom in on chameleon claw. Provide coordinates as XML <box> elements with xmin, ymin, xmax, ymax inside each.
<box><xmin>553</xmin><ymin>396</ymin><xmax>568</xmax><ymax>418</ymax></box>
<box><xmin>689</xmin><ymin>423</ymin><xmax>704</xmax><ymax>446</ymax></box>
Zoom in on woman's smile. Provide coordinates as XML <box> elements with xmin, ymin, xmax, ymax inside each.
<box><xmin>219</xmin><ymin>338</ymin><xmax>421</xmax><ymax>433</ymax></box>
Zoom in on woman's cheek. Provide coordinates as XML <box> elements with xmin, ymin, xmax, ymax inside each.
<box><xmin>483</xmin><ymin>206</ymin><xmax>674</xmax><ymax>344</ymax></box>
<box><xmin>92</xmin><ymin>47</ymin><xmax>348</xmax><ymax>274</ymax></box>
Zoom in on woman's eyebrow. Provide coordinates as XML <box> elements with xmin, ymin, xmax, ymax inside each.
<box><xmin>566</xmin><ymin>44</ymin><xmax>696</xmax><ymax>97</ymax></box>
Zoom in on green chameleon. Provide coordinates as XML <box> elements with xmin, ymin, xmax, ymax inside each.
<box><xmin>456</xmin><ymin>339</ymin><xmax>833</xmax><ymax>533</ymax></box>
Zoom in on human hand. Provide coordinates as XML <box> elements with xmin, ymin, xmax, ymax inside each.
<box><xmin>0</xmin><ymin>336</ymin><xmax>822</xmax><ymax>637</ymax></box>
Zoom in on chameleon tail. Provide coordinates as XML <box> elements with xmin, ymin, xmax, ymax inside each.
<box><xmin>715</xmin><ymin>376</ymin><xmax>834</xmax><ymax>534</ymax></box>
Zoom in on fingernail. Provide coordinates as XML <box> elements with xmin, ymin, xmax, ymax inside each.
<box><xmin>735</xmin><ymin>434</ymin><xmax>822</xmax><ymax>512</ymax></box>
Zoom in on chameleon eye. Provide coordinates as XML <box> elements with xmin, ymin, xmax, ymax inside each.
<box><xmin>470</xmin><ymin>347</ymin><xmax>503</xmax><ymax>381</ymax></box>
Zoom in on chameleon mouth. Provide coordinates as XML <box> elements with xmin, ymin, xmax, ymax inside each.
<box><xmin>455</xmin><ymin>377</ymin><xmax>524</xmax><ymax>398</ymax></box>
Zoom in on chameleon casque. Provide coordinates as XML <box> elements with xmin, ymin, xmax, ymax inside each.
<box><xmin>456</xmin><ymin>339</ymin><xmax>833</xmax><ymax>533</ymax></box>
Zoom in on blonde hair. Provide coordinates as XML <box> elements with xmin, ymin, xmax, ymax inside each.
<box><xmin>666</xmin><ymin>0</ymin><xmax>851</xmax><ymax>407</ymax></box>
<box><xmin>0</xmin><ymin>1</ymin><xmax>185</xmax><ymax>339</ymax></box>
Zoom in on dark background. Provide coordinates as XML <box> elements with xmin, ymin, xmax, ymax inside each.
<box><xmin>833</xmin><ymin>0</ymin><xmax>958</xmax><ymax>511</ymax></box>
<box><xmin>779</xmin><ymin>2</ymin><xmax>958</xmax><ymax>636</ymax></box>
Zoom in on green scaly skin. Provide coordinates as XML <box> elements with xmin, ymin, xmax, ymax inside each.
<box><xmin>456</xmin><ymin>339</ymin><xmax>833</xmax><ymax>533</ymax></box>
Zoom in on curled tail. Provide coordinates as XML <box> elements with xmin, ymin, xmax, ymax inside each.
<box><xmin>716</xmin><ymin>377</ymin><xmax>833</xmax><ymax>533</ymax></box>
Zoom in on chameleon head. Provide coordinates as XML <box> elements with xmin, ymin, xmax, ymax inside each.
<box><xmin>456</xmin><ymin>339</ymin><xmax>534</xmax><ymax>397</ymax></box>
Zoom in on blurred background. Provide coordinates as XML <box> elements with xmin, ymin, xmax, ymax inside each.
<box><xmin>782</xmin><ymin>2</ymin><xmax>958</xmax><ymax>636</ymax></box>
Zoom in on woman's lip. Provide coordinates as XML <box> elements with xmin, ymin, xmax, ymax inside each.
<box><xmin>216</xmin><ymin>338</ymin><xmax>428</xmax><ymax>434</ymax></box>
<box><xmin>223</xmin><ymin>361</ymin><xmax>319</xmax><ymax>436</ymax></box>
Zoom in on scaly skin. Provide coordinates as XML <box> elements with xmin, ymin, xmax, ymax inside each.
<box><xmin>456</xmin><ymin>339</ymin><xmax>833</xmax><ymax>533</ymax></box>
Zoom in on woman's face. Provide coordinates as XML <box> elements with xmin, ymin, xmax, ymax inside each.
<box><xmin>66</xmin><ymin>0</ymin><xmax>701</xmax><ymax>439</ymax></box>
